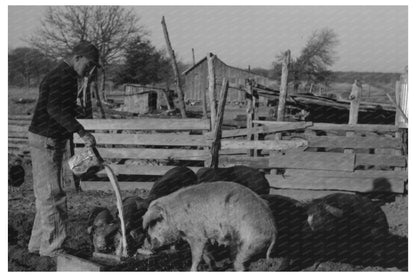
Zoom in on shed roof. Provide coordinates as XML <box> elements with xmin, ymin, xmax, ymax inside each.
<box><xmin>182</xmin><ymin>53</ymin><xmax>269</xmax><ymax>79</ymax></box>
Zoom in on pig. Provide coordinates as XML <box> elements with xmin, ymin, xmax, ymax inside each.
<box><xmin>87</xmin><ymin>207</ymin><xmax>119</xmax><ymax>253</ymax></box>
<box><xmin>142</xmin><ymin>181</ymin><xmax>276</xmax><ymax>271</ymax></box>
<box><xmin>305</xmin><ymin>193</ymin><xmax>389</xmax><ymax>262</ymax></box>
<box><xmin>88</xmin><ymin>196</ymin><xmax>148</xmax><ymax>256</ymax></box>
<box><xmin>112</xmin><ymin>196</ymin><xmax>148</xmax><ymax>255</ymax></box>
<box><xmin>260</xmin><ymin>194</ymin><xmax>308</xmax><ymax>270</ymax></box>
<box><xmin>196</xmin><ymin>166</ymin><xmax>270</xmax><ymax>195</ymax></box>
<box><xmin>136</xmin><ymin>166</ymin><xmax>198</xmax><ymax>213</ymax></box>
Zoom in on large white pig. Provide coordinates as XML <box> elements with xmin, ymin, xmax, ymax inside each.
<box><xmin>142</xmin><ymin>181</ymin><xmax>276</xmax><ymax>271</ymax></box>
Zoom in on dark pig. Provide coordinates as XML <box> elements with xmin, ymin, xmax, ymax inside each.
<box><xmin>305</xmin><ymin>193</ymin><xmax>389</xmax><ymax>262</ymax></box>
<box><xmin>196</xmin><ymin>166</ymin><xmax>270</xmax><ymax>195</ymax></box>
<box><xmin>142</xmin><ymin>181</ymin><xmax>276</xmax><ymax>271</ymax></box>
<box><xmin>87</xmin><ymin>207</ymin><xmax>119</xmax><ymax>254</ymax></box>
<box><xmin>136</xmin><ymin>166</ymin><xmax>198</xmax><ymax>213</ymax></box>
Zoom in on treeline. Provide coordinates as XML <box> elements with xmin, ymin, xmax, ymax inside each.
<box><xmin>248</xmin><ymin>68</ymin><xmax>401</xmax><ymax>86</ymax></box>
<box><xmin>330</xmin><ymin>71</ymin><xmax>401</xmax><ymax>85</ymax></box>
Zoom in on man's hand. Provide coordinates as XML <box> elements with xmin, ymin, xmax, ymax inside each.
<box><xmin>79</xmin><ymin>130</ymin><xmax>96</xmax><ymax>147</ymax></box>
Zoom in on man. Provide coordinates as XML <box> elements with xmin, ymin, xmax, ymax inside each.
<box><xmin>28</xmin><ymin>41</ymin><xmax>98</xmax><ymax>257</ymax></box>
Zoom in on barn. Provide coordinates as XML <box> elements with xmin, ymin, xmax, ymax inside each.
<box><xmin>182</xmin><ymin>53</ymin><xmax>277</xmax><ymax>104</ymax></box>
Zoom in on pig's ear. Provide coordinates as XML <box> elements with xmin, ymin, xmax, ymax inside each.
<box><xmin>324</xmin><ymin>204</ymin><xmax>343</xmax><ymax>217</ymax></box>
<box><xmin>143</xmin><ymin>204</ymin><xmax>164</xmax><ymax>230</ymax></box>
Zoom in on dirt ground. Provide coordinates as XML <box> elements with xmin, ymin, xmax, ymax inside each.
<box><xmin>8</xmin><ymin>153</ymin><xmax>408</xmax><ymax>271</ymax></box>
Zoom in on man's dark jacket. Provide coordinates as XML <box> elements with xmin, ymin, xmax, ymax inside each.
<box><xmin>29</xmin><ymin>61</ymin><xmax>84</xmax><ymax>139</ymax></box>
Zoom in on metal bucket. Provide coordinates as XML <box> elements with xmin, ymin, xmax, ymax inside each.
<box><xmin>68</xmin><ymin>147</ymin><xmax>104</xmax><ymax>176</ymax></box>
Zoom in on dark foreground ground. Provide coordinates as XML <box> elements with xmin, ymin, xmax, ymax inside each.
<box><xmin>8</xmin><ymin>154</ymin><xmax>407</xmax><ymax>271</ymax></box>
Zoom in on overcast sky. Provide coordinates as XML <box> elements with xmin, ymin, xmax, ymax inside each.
<box><xmin>8</xmin><ymin>5</ymin><xmax>408</xmax><ymax>72</ymax></box>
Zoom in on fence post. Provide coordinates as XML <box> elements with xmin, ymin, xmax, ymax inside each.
<box><xmin>210</xmin><ymin>78</ymin><xmax>229</xmax><ymax>168</ymax></box>
<box><xmin>246</xmin><ymin>79</ymin><xmax>254</xmax><ymax>156</ymax></box>
<box><xmin>161</xmin><ymin>16</ymin><xmax>187</xmax><ymax>118</ymax></box>
<box><xmin>348</xmin><ymin>80</ymin><xmax>362</xmax><ymax>124</ymax></box>
<box><xmin>277</xmin><ymin>50</ymin><xmax>291</xmax><ymax>122</ymax></box>
<box><xmin>345</xmin><ymin>80</ymin><xmax>362</xmax><ymax>155</ymax></box>
<box><xmin>207</xmin><ymin>53</ymin><xmax>217</xmax><ymax>129</ymax></box>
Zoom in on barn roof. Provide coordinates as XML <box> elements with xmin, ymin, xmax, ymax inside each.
<box><xmin>182</xmin><ymin>53</ymin><xmax>268</xmax><ymax>79</ymax></box>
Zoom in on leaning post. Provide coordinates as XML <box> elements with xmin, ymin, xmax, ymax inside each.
<box><xmin>210</xmin><ymin>78</ymin><xmax>229</xmax><ymax>168</ymax></box>
<box><xmin>161</xmin><ymin>16</ymin><xmax>187</xmax><ymax>118</ymax></box>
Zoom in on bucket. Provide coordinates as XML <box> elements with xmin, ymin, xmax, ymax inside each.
<box><xmin>68</xmin><ymin>147</ymin><xmax>104</xmax><ymax>176</ymax></box>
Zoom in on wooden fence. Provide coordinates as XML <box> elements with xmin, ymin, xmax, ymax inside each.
<box><xmin>8</xmin><ymin>109</ymin><xmax>407</xmax><ymax>197</ymax></box>
<box><xmin>218</xmin><ymin>121</ymin><xmax>407</xmax><ymax>195</ymax></box>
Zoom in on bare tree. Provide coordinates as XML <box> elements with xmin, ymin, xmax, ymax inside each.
<box><xmin>29</xmin><ymin>6</ymin><xmax>145</xmax><ymax>97</ymax></box>
<box><xmin>293</xmin><ymin>28</ymin><xmax>339</xmax><ymax>92</ymax></box>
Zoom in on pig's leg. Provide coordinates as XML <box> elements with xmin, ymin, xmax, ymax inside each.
<box><xmin>187</xmin><ymin>238</ymin><xmax>207</xmax><ymax>271</ymax></box>
<box><xmin>233</xmin><ymin>240</ymin><xmax>259</xmax><ymax>271</ymax></box>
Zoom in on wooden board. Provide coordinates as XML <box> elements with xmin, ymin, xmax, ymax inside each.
<box><xmin>270</xmin><ymin>188</ymin><xmax>355</xmax><ymax>201</ymax></box>
<box><xmin>8</xmin><ymin>125</ymin><xmax>28</xmax><ymax>133</ymax></box>
<box><xmin>309</xmin><ymin>123</ymin><xmax>399</xmax><ymax>132</ymax></box>
<box><xmin>218</xmin><ymin>156</ymin><xmax>269</xmax><ymax>168</ymax></box>
<box><xmin>74</xmin><ymin>133</ymin><xmax>210</xmax><ymax>146</ymax></box>
<box><xmin>307</xmin><ymin>135</ymin><xmax>402</xmax><ymax>149</ymax></box>
<box><xmin>57</xmin><ymin>254</ymin><xmax>102</xmax><ymax>271</ymax></box>
<box><xmin>217</xmin><ymin>121</ymin><xmax>313</xmax><ymax>138</ymax></box>
<box><xmin>8</xmin><ymin>131</ymin><xmax>28</xmax><ymax>138</ymax></box>
<box><xmin>269</xmin><ymin>152</ymin><xmax>355</xmax><ymax>172</ymax></box>
<box><xmin>221</xmin><ymin>138</ymin><xmax>307</xmax><ymax>151</ymax></box>
<box><xmin>8</xmin><ymin>115</ymin><xmax>32</xmax><ymax>120</ymax></box>
<box><xmin>266</xmin><ymin>173</ymin><xmax>405</xmax><ymax>193</ymax></box>
<box><xmin>75</xmin><ymin>147</ymin><xmax>209</xmax><ymax>161</ymax></box>
<box><xmin>78</xmin><ymin>118</ymin><xmax>210</xmax><ymax>131</ymax></box>
<box><xmin>284</xmin><ymin>169</ymin><xmax>408</xmax><ymax>180</ymax></box>
<box><xmin>81</xmin><ymin>181</ymin><xmax>154</xmax><ymax>191</ymax></box>
<box><xmin>355</xmin><ymin>153</ymin><xmax>406</xmax><ymax>167</ymax></box>
<box><xmin>94</xmin><ymin>165</ymin><xmax>202</xmax><ymax>177</ymax></box>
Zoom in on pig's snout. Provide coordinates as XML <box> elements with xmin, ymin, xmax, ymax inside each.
<box><xmin>307</xmin><ymin>215</ymin><xmax>315</xmax><ymax>231</ymax></box>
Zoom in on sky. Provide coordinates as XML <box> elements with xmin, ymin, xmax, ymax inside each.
<box><xmin>8</xmin><ymin>5</ymin><xmax>408</xmax><ymax>72</ymax></box>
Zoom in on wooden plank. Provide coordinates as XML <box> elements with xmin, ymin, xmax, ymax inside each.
<box><xmin>221</xmin><ymin>138</ymin><xmax>307</xmax><ymax>151</ymax></box>
<box><xmin>57</xmin><ymin>254</ymin><xmax>102</xmax><ymax>271</ymax></box>
<box><xmin>94</xmin><ymin>165</ymin><xmax>202</xmax><ymax>177</ymax></box>
<box><xmin>218</xmin><ymin>122</ymin><xmax>312</xmax><ymax>138</ymax></box>
<box><xmin>252</xmin><ymin>120</ymin><xmax>313</xmax><ymax>129</ymax></box>
<box><xmin>307</xmin><ymin>135</ymin><xmax>402</xmax><ymax>149</ymax></box>
<box><xmin>8</xmin><ymin>119</ymin><xmax>31</xmax><ymax>126</ymax></box>
<box><xmin>81</xmin><ymin>181</ymin><xmax>154</xmax><ymax>191</ymax></box>
<box><xmin>8</xmin><ymin>125</ymin><xmax>28</xmax><ymax>133</ymax></box>
<box><xmin>266</xmin><ymin>174</ymin><xmax>405</xmax><ymax>193</ymax></box>
<box><xmin>308</xmin><ymin>123</ymin><xmax>399</xmax><ymax>133</ymax></box>
<box><xmin>75</xmin><ymin>147</ymin><xmax>209</xmax><ymax>161</ymax></box>
<box><xmin>218</xmin><ymin>156</ymin><xmax>269</xmax><ymax>168</ymax></box>
<box><xmin>74</xmin><ymin>133</ymin><xmax>210</xmax><ymax>146</ymax></box>
<box><xmin>284</xmin><ymin>168</ymin><xmax>407</xmax><ymax>180</ymax></box>
<box><xmin>270</xmin><ymin>189</ymin><xmax>354</xmax><ymax>201</ymax></box>
<box><xmin>78</xmin><ymin>118</ymin><xmax>210</xmax><ymax>131</ymax></box>
<box><xmin>8</xmin><ymin>131</ymin><xmax>28</xmax><ymax>138</ymax></box>
<box><xmin>355</xmin><ymin>153</ymin><xmax>406</xmax><ymax>167</ymax></box>
<box><xmin>8</xmin><ymin>115</ymin><xmax>32</xmax><ymax>120</ymax></box>
<box><xmin>269</xmin><ymin>152</ymin><xmax>355</xmax><ymax>172</ymax></box>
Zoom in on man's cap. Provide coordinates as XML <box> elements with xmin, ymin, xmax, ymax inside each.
<box><xmin>72</xmin><ymin>41</ymin><xmax>100</xmax><ymax>67</ymax></box>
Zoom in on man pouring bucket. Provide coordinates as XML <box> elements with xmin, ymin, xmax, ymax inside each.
<box><xmin>27</xmin><ymin>41</ymin><xmax>99</xmax><ymax>257</ymax></box>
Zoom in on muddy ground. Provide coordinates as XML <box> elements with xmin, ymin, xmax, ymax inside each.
<box><xmin>8</xmin><ymin>154</ymin><xmax>408</xmax><ymax>271</ymax></box>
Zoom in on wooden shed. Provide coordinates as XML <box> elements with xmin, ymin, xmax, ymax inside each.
<box><xmin>124</xmin><ymin>84</ymin><xmax>157</xmax><ymax>114</ymax></box>
<box><xmin>182</xmin><ymin>54</ymin><xmax>277</xmax><ymax>104</ymax></box>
